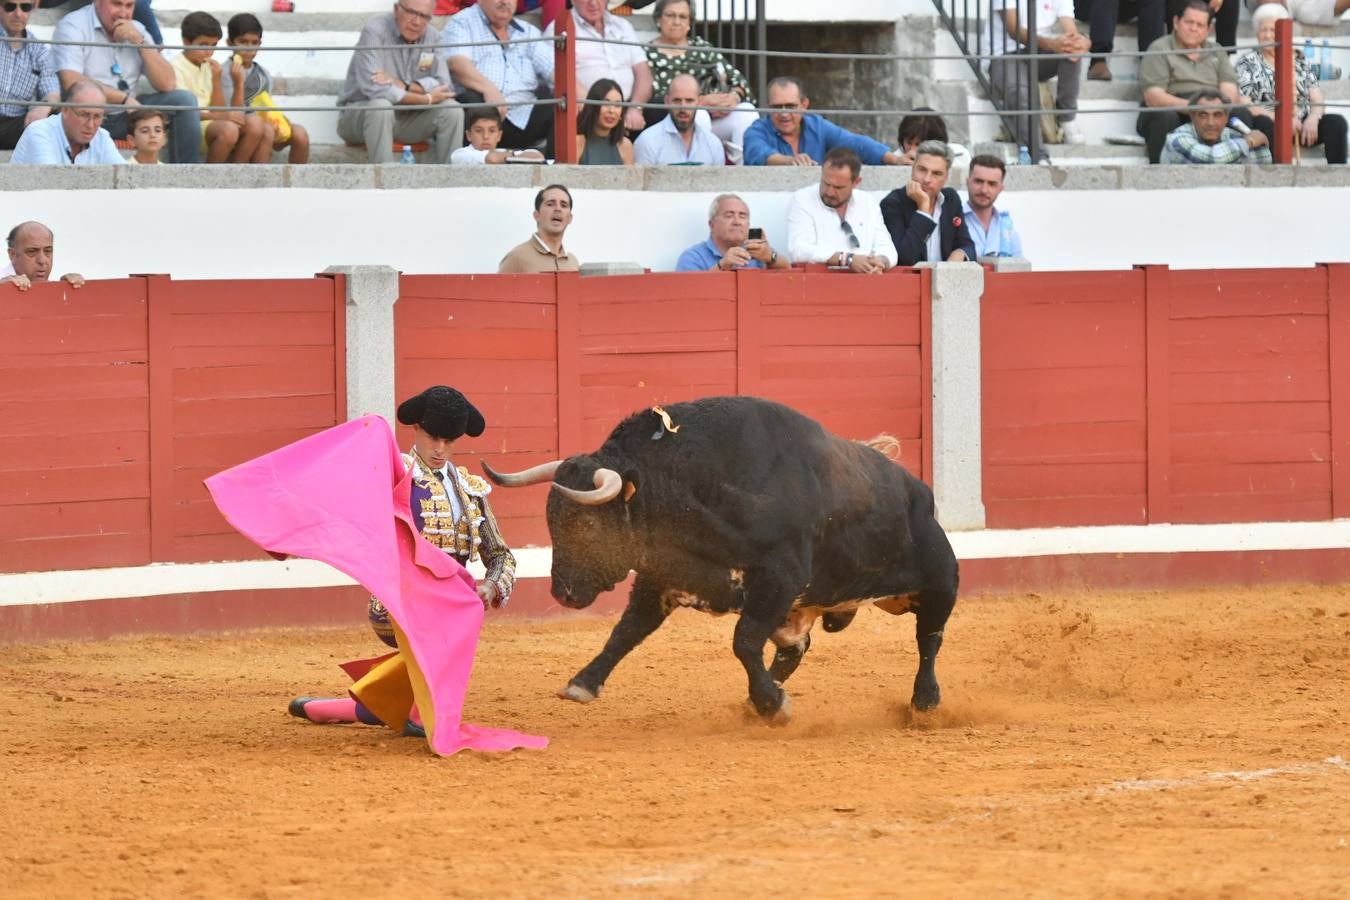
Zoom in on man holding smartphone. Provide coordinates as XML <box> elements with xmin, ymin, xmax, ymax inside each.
<box><xmin>675</xmin><ymin>193</ymin><xmax>791</xmax><ymax>272</ymax></box>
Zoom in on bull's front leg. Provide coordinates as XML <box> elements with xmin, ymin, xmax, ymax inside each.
<box><xmin>734</xmin><ymin>557</ymin><xmax>806</xmax><ymax>726</ymax></box>
<box><xmin>560</xmin><ymin>578</ymin><xmax>668</xmax><ymax>703</ymax></box>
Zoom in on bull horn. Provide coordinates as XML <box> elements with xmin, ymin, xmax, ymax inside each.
<box><xmin>553</xmin><ymin>467</ymin><xmax>623</xmax><ymax>506</ymax></box>
<box><xmin>480</xmin><ymin>459</ymin><xmax>562</xmax><ymax>487</ymax></box>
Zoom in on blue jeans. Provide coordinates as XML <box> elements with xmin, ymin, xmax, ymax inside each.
<box><xmin>50</xmin><ymin>1</ymin><xmax>162</xmax><ymax>44</ymax></box>
<box><xmin>104</xmin><ymin>89</ymin><xmax>201</xmax><ymax>163</ymax></box>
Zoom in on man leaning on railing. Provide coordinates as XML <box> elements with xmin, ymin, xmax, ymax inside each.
<box><xmin>742</xmin><ymin>76</ymin><xmax>904</xmax><ymax>167</ymax></box>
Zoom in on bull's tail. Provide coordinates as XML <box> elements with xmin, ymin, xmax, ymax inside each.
<box><xmin>860</xmin><ymin>433</ymin><xmax>901</xmax><ymax>462</ymax></box>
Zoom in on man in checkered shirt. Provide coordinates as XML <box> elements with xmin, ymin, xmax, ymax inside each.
<box><xmin>443</xmin><ymin>0</ymin><xmax>555</xmax><ymax>156</ymax></box>
<box><xmin>0</xmin><ymin>0</ymin><xmax>60</xmax><ymax>150</ymax></box>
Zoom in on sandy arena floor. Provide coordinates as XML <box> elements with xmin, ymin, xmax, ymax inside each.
<box><xmin>4</xmin><ymin>585</ymin><xmax>1350</xmax><ymax>899</ymax></box>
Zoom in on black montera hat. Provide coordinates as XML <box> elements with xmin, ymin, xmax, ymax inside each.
<box><xmin>396</xmin><ymin>386</ymin><xmax>485</xmax><ymax>441</ymax></box>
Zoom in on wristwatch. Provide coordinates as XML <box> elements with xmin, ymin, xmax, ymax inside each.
<box><xmin>769</xmin><ymin>250</ymin><xmax>778</xmax><ymax>265</ymax></box>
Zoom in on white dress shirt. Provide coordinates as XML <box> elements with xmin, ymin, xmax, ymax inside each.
<box><xmin>921</xmin><ymin>191</ymin><xmax>945</xmax><ymax>265</ymax></box>
<box><xmin>632</xmin><ymin>114</ymin><xmax>724</xmax><ymax>166</ymax></box>
<box><xmin>785</xmin><ymin>182</ymin><xmax>898</xmax><ymax>267</ymax></box>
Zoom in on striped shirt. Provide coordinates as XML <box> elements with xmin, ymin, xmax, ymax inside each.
<box><xmin>443</xmin><ymin>5</ymin><xmax>553</xmax><ymax>130</ymax></box>
<box><xmin>1</xmin><ymin>31</ymin><xmax>60</xmax><ymax>118</ymax></box>
<box><xmin>1160</xmin><ymin>123</ymin><xmax>1273</xmax><ymax>165</ymax></box>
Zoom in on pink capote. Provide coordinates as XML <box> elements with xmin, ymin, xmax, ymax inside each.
<box><xmin>205</xmin><ymin>415</ymin><xmax>547</xmax><ymax>756</ymax></box>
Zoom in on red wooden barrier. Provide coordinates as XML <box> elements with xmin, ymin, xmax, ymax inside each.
<box><xmin>1</xmin><ymin>275</ymin><xmax>346</xmax><ymax>574</ymax></box>
<box><xmin>982</xmin><ymin>265</ymin><xmax>1342</xmax><ymax>528</ymax></box>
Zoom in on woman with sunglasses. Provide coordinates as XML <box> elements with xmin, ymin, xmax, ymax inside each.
<box><xmin>0</xmin><ymin>0</ymin><xmax>60</xmax><ymax>150</ymax></box>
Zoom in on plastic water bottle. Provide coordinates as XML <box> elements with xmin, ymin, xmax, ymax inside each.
<box><xmin>997</xmin><ymin>211</ymin><xmax>1014</xmax><ymax>257</ymax></box>
<box><xmin>1320</xmin><ymin>39</ymin><xmax>1332</xmax><ymax>80</ymax></box>
<box><xmin>400</xmin><ymin>145</ymin><xmax>415</xmax><ymax>165</ymax></box>
<box><xmin>1304</xmin><ymin>38</ymin><xmax>1313</xmax><ymax>66</ymax></box>
<box><xmin>1017</xmin><ymin>145</ymin><xmax>1031</xmax><ymax>166</ymax></box>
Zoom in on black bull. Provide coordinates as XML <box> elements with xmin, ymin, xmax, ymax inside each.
<box><xmin>482</xmin><ymin>396</ymin><xmax>958</xmax><ymax>725</ymax></box>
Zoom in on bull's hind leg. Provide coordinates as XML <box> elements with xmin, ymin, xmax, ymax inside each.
<box><xmin>769</xmin><ymin>631</ymin><xmax>810</xmax><ymax>684</ymax></box>
<box><xmin>560</xmin><ymin>578</ymin><xmax>668</xmax><ymax>703</ymax></box>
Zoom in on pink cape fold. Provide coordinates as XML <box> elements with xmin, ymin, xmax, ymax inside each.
<box><xmin>204</xmin><ymin>415</ymin><xmax>547</xmax><ymax>756</ymax></box>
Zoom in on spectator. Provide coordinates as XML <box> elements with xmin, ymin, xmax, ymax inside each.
<box><xmin>1248</xmin><ymin>0</ymin><xmax>1350</xmax><ymax>32</ymax></box>
<box><xmin>545</xmin><ymin>0</ymin><xmax>651</xmax><ymax>134</ymax></box>
<box><xmin>1160</xmin><ymin>88</ymin><xmax>1273</xmax><ymax>163</ymax></box>
<box><xmin>1072</xmin><ymin>0</ymin><xmax>1164</xmax><ymax>81</ymax></box>
<box><xmin>54</xmin><ymin>0</ymin><xmax>200</xmax><ymax>163</ymax></box>
<box><xmin>444</xmin><ymin>0</ymin><xmax>555</xmax><ymax>157</ymax></box>
<box><xmin>11</xmin><ymin>78</ymin><xmax>125</xmax><ymax>164</ymax></box>
<box><xmin>222</xmin><ymin>13</ymin><xmax>310</xmax><ymax>165</ymax></box>
<box><xmin>896</xmin><ymin>108</ymin><xmax>972</xmax><ymax>169</ymax></box>
<box><xmin>1236</xmin><ymin>4</ymin><xmax>1345</xmax><ymax>165</ymax></box>
<box><xmin>786</xmin><ymin>146</ymin><xmax>897</xmax><ymax>273</ymax></box>
<box><xmin>125</xmin><ymin>104</ymin><xmax>165</xmax><ymax>163</ymax></box>
<box><xmin>880</xmin><ymin>140</ymin><xmax>975</xmax><ymax>266</ymax></box>
<box><xmin>48</xmin><ymin>0</ymin><xmax>160</xmax><ymax>45</ymax></box>
<box><xmin>988</xmin><ymin>0</ymin><xmax>1089</xmax><ymax>155</ymax></box>
<box><xmin>643</xmin><ymin>0</ymin><xmax>757</xmax><ymax>162</ymax></box>
<box><xmin>451</xmin><ymin>106</ymin><xmax>544</xmax><ymax>163</ymax></box>
<box><xmin>962</xmin><ymin>154</ymin><xmax>1024</xmax><ymax>258</ymax></box>
<box><xmin>1136</xmin><ymin>0</ymin><xmax>1273</xmax><ymax>164</ymax></box>
<box><xmin>633</xmin><ymin>73</ymin><xmax>723</xmax><ymax>165</ymax></box>
<box><xmin>676</xmin><ymin>193</ymin><xmax>791</xmax><ymax>272</ymax></box>
<box><xmin>743</xmin><ymin>76</ymin><xmax>905</xmax><ymax>167</ymax></box>
<box><xmin>170</xmin><ymin>12</ymin><xmax>267</xmax><ymax>164</ymax></box>
<box><xmin>0</xmin><ymin>0</ymin><xmax>59</xmax><ymax>151</ymax></box>
<box><xmin>336</xmin><ymin>0</ymin><xmax>463</xmax><ymax>165</ymax></box>
<box><xmin>498</xmin><ymin>184</ymin><xmax>580</xmax><ymax>273</ymax></box>
<box><xmin>2</xmin><ymin>221</ymin><xmax>83</xmax><ymax>289</ymax></box>
<box><xmin>575</xmin><ymin>77</ymin><xmax>634</xmax><ymax>164</ymax></box>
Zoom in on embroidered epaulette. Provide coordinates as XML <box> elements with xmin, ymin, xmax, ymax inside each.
<box><xmin>456</xmin><ymin>466</ymin><xmax>492</xmax><ymax>497</ymax></box>
<box><xmin>400</xmin><ymin>451</ymin><xmax>417</xmax><ymax>473</ymax></box>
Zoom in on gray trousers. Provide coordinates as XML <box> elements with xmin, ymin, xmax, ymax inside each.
<box><xmin>989</xmin><ymin>52</ymin><xmax>1081</xmax><ymax>147</ymax></box>
<box><xmin>337</xmin><ymin>99</ymin><xmax>464</xmax><ymax>164</ymax></box>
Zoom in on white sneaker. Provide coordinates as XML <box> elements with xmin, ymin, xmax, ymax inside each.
<box><xmin>1060</xmin><ymin>120</ymin><xmax>1086</xmax><ymax>144</ymax></box>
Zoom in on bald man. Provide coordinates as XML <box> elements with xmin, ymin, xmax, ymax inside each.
<box><xmin>2</xmin><ymin>221</ymin><xmax>84</xmax><ymax>290</ymax></box>
<box><xmin>11</xmin><ymin>79</ymin><xmax>126</xmax><ymax>165</ymax></box>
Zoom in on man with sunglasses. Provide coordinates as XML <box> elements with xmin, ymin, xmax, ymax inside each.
<box><xmin>338</xmin><ymin>0</ymin><xmax>463</xmax><ymax>164</ymax></box>
<box><xmin>744</xmin><ymin>76</ymin><xmax>905</xmax><ymax>168</ymax></box>
<box><xmin>0</xmin><ymin>0</ymin><xmax>59</xmax><ymax>150</ymax></box>
<box><xmin>53</xmin><ymin>0</ymin><xmax>200</xmax><ymax>163</ymax></box>
<box><xmin>785</xmin><ymin>146</ymin><xmax>897</xmax><ymax>274</ymax></box>
<box><xmin>11</xmin><ymin>77</ymin><xmax>124</xmax><ymax>163</ymax></box>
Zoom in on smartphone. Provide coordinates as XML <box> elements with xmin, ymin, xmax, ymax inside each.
<box><xmin>748</xmin><ymin>227</ymin><xmax>764</xmax><ymax>240</ymax></box>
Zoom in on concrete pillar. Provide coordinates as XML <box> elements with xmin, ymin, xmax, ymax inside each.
<box><xmin>978</xmin><ymin>255</ymin><xmax>1033</xmax><ymax>273</ymax></box>
<box><xmin>930</xmin><ymin>262</ymin><xmax>987</xmax><ymax>531</ymax></box>
<box><xmin>325</xmin><ymin>265</ymin><xmax>399</xmax><ymax>425</ymax></box>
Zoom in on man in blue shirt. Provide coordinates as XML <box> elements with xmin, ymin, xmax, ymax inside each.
<box><xmin>11</xmin><ymin>79</ymin><xmax>125</xmax><ymax>165</ymax></box>
<box><xmin>676</xmin><ymin>193</ymin><xmax>790</xmax><ymax>272</ymax></box>
<box><xmin>743</xmin><ymin>76</ymin><xmax>904</xmax><ymax>167</ymax></box>
<box><xmin>962</xmin><ymin>154</ymin><xmax>1024</xmax><ymax>258</ymax></box>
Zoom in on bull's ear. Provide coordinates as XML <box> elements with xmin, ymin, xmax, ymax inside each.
<box><xmin>622</xmin><ymin>469</ymin><xmax>639</xmax><ymax>503</ymax></box>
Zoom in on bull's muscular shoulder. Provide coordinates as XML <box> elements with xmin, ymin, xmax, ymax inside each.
<box><xmin>455</xmin><ymin>465</ymin><xmax>492</xmax><ymax>497</ymax></box>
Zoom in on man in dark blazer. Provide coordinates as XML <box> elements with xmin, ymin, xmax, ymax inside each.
<box><xmin>880</xmin><ymin>140</ymin><xmax>976</xmax><ymax>266</ymax></box>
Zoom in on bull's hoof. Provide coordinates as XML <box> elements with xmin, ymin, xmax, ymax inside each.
<box><xmin>910</xmin><ymin>685</ymin><xmax>941</xmax><ymax>712</ymax></box>
<box><xmin>557</xmin><ymin>682</ymin><xmax>598</xmax><ymax>703</ymax></box>
<box><xmin>744</xmin><ymin>691</ymin><xmax>792</xmax><ymax>727</ymax></box>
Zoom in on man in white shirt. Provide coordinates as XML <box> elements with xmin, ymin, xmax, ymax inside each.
<box><xmin>11</xmin><ymin>79</ymin><xmax>126</xmax><ymax>165</ymax></box>
<box><xmin>545</xmin><ymin>0</ymin><xmax>651</xmax><ymax>133</ymax></box>
<box><xmin>2</xmin><ymin>220</ymin><xmax>85</xmax><ymax>290</ymax></box>
<box><xmin>988</xmin><ymin>0</ymin><xmax>1090</xmax><ymax>155</ymax></box>
<box><xmin>786</xmin><ymin>146</ymin><xmax>897</xmax><ymax>273</ymax></box>
<box><xmin>633</xmin><ymin>74</ymin><xmax>723</xmax><ymax>166</ymax></box>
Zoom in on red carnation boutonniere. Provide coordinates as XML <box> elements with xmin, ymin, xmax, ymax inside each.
<box><xmin>952</xmin><ymin>215</ymin><xmax>962</xmax><ymax>229</ymax></box>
